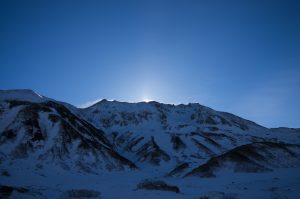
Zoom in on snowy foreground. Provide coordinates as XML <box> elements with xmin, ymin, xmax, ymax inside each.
<box><xmin>2</xmin><ymin>165</ymin><xmax>300</xmax><ymax>199</ymax></box>
<box><xmin>0</xmin><ymin>89</ymin><xmax>300</xmax><ymax>199</ymax></box>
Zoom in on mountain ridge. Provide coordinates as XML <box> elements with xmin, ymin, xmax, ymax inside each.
<box><xmin>2</xmin><ymin>89</ymin><xmax>296</xmax><ymax>130</ymax></box>
<box><xmin>1</xmin><ymin>89</ymin><xmax>300</xmax><ymax>198</ymax></box>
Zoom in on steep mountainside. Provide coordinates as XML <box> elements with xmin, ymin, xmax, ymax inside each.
<box><xmin>0</xmin><ymin>90</ymin><xmax>136</xmax><ymax>173</ymax></box>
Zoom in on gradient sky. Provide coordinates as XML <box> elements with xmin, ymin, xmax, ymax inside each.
<box><xmin>0</xmin><ymin>0</ymin><xmax>299</xmax><ymax>128</ymax></box>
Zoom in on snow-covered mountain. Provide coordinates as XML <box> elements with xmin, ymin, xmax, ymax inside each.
<box><xmin>81</xmin><ymin>99</ymin><xmax>300</xmax><ymax>175</ymax></box>
<box><xmin>0</xmin><ymin>89</ymin><xmax>299</xmax><ymax>199</ymax></box>
<box><xmin>0</xmin><ymin>90</ymin><xmax>136</xmax><ymax>173</ymax></box>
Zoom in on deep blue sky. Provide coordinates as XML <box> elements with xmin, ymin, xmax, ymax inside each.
<box><xmin>0</xmin><ymin>0</ymin><xmax>299</xmax><ymax>128</ymax></box>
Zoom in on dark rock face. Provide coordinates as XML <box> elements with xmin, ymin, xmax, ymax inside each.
<box><xmin>166</xmin><ymin>162</ymin><xmax>189</xmax><ymax>177</ymax></box>
<box><xmin>136</xmin><ymin>136</ymin><xmax>170</xmax><ymax>165</ymax></box>
<box><xmin>60</xmin><ymin>189</ymin><xmax>101</xmax><ymax>199</ymax></box>
<box><xmin>0</xmin><ymin>185</ymin><xmax>29</xmax><ymax>198</ymax></box>
<box><xmin>184</xmin><ymin>142</ymin><xmax>300</xmax><ymax>178</ymax></box>
<box><xmin>171</xmin><ymin>135</ymin><xmax>186</xmax><ymax>151</ymax></box>
<box><xmin>136</xmin><ymin>179</ymin><xmax>180</xmax><ymax>193</ymax></box>
<box><xmin>0</xmin><ymin>130</ymin><xmax>16</xmax><ymax>141</ymax></box>
<box><xmin>0</xmin><ymin>100</ymin><xmax>137</xmax><ymax>171</ymax></box>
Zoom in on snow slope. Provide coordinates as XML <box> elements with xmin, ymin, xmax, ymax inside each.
<box><xmin>0</xmin><ymin>96</ymin><xmax>136</xmax><ymax>173</ymax></box>
<box><xmin>0</xmin><ymin>89</ymin><xmax>300</xmax><ymax>199</ymax></box>
<box><xmin>81</xmin><ymin>100</ymin><xmax>300</xmax><ymax>175</ymax></box>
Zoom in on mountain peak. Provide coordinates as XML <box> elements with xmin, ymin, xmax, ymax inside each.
<box><xmin>0</xmin><ymin>89</ymin><xmax>45</xmax><ymax>103</ymax></box>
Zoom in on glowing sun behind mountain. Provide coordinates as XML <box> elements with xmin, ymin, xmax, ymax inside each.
<box><xmin>142</xmin><ymin>95</ymin><xmax>152</xmax><ymax>103</ymax></box>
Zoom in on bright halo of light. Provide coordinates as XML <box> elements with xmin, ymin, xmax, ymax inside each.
<box><xmin>142</xmin><ymin>94</ymin><xmax>153</xmax><ymax>102</ymax></box>
<box><xmin>142</xmin><ymin>97</ymin><xmax>152</xmax><ymax>103</ymax></box>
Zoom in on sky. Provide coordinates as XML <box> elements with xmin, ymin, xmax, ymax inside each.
<box><xmin>0</xmin><ymin>0</ymin><xmax>299</xmax><ymax>128</ymax></box>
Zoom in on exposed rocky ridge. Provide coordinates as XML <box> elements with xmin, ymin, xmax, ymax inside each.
<box><xmin>0</xmin><ymin>98</ymin><xmax>136</xmax><ymax>172</ymax></box>
<box><xmin>184</xmin><ymin>142</ymin><xmax>300</xmax><ymax>178</ymax></box>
